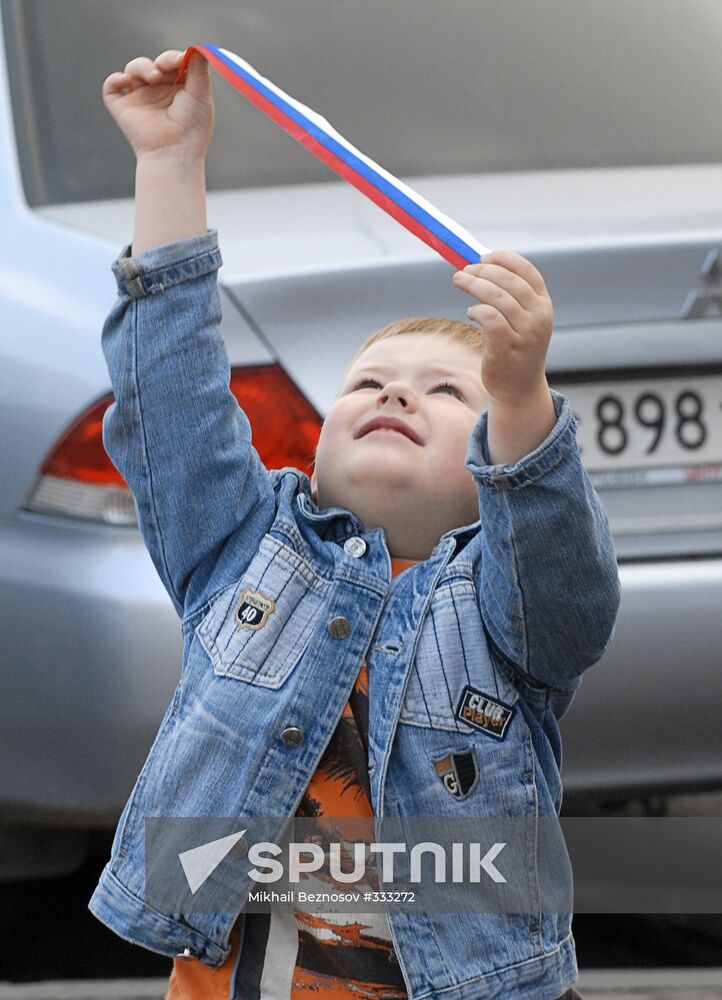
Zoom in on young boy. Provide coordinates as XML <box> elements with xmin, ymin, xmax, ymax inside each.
<box><xmin>90</xmin><ymin>49</ymin><xmax>619</xmax><ymax>1000</ymax></box>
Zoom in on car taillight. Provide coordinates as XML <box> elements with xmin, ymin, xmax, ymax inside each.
<box><xmin>22</xmin><ymin>364</ymin><xmax>323</xmax><ymax>525</ymax></box>
<box><xmin>22</xmin><ymin>394</ymin><xmax>136</xmax><ymax>525</ymax></box>
<box><xmin>229</xmin><ymin>365</ymin><xmax>322</xmax><ymax>473</ymax></box>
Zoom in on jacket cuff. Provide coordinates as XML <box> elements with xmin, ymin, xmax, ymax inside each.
<box><xmin>465</xmin><ymin>389</ymin><xmax>578</xmax><ymax>490</ymax></box>
<box><xmin>111</xmin><ymin>229</ymin><xmax>223</xmax><ymax>299</ymax></box>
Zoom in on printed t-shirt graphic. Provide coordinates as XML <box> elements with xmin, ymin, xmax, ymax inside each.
<box><xmin>165</xmin><ymin>556</ymin><xmax>415</xmax><ymax>1000</ymax></box>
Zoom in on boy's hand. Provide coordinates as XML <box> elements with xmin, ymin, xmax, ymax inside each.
<box><xmin>452</xmin><ymin>250</ymin><xmax>553</xmax><ymax>404</ymax></box>
<box><xmin>453</xmin><ymin>250</ymin><xmax>557</xmax><ymax>465</ymax></box>
<box><xmin>102</xmin><ymin>49</ymin><xmax>214</xmax><ymax>163</ymax></box>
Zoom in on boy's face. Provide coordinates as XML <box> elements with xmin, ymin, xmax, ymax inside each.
<box><xmin>311</xmin><ymin>333</ymin><xmax>490</xmax><ymax>556</ymax></box>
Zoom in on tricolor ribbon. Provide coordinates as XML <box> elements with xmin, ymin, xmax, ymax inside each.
<box><xmin>176</xmin><ymin>45</ymin><xmax>490</xmax><ymax>270</ymax></box>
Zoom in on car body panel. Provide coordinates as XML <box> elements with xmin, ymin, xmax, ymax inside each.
<box><xmin>1</xmin><ymin>0</ymin><xmax>721</xmax><ymax>838</ymax></box>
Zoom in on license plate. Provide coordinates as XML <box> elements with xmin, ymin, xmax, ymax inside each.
<box><xmin>552</xmin><ymin>373</ymin><xmax>722</xmax><ymax>488</ymax></box>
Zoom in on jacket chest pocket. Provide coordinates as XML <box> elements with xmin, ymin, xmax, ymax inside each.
<box><xmin>196</xmin><ymin>534</ymin><xmax>329</xmax><ymax>688</ymax></box>
<box><xmin>400</xmin><ymin>579</ymin><xmax>520</xmax><ymax>733</ymax></box>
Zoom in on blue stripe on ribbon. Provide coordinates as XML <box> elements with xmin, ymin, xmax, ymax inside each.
<box><xmin>206</xmin><ymin>44</ymin><xmax>481</xmax><ymax>264</ymax></box>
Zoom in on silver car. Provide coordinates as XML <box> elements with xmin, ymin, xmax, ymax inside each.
<box><xmin>1</xmin><ymin>0</ymin><xmax>721</xmax><ymax>879</ymax></box>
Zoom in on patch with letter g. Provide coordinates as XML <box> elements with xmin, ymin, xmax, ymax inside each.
<box><xmin>455</xmin><ymin>685</ymin><xmax>515</xmax><ymax>740</ymax></box>
<box><xmin>432</xmin><ymin>748</ymin><xmax>478</xmax><ymax>799</ymax></box>
<box><xmin>235</xmin><ymin>588</ymin><xmax>276</xmax><ymax>631</ymax></box>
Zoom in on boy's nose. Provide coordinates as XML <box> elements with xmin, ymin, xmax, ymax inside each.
<box><xmin>377</xmin><ymin>382</ymin><xmax>415</xmax><ymax>409</ymax></box>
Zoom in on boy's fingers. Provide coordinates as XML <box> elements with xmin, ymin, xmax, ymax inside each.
<box><xmin>102</xmin><ymin>72</ymin><xmax>130</xmax><ymax>98</ymax></box>
<box><xmin>467</xmin><ymin>250</ymin><xmax>547</xmax><ymax>297</ymax></box>
<box><xmin>453</xmin><ymin>266</ymin><xmax>537</xmax><ymax>313</ymax></box>
<box><xmin>461</xmin><ymin>277</ymin><xmax>527</xmax><ymax>330</ymax></box>
<box><xmin>123</xmin><ymin>55</ymin><xmax>160</xmax><ymax>83</ymax></box>
<box><xmin>466</xmin><ymin>303</ymin><xmax>513</xmax><ymax>341</ymax></box>
<box><xmin>103</xmin><ymin>74</ymin><xmax>154</xmax><ymax>98</ymax></box>
<box><xmin>154</xmin><ymin>49</ymin><xmax>185</xmax><ymax>72</ymax></box>
<box><xmin>179</xmin><ymin>49</ymin><xmax>211</xmax><ymax>100</ymax></box>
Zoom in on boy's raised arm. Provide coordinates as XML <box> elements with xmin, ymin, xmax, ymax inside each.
<box><xmin>100</xmin><ymin>51</ymin><xmax>276</xmax><ymax>623</ymax></box>
<box><xmin>455</xmin><ymin>252</ymin><xmax>621</xmax><ymax>691</ymax></box>
<box><xmin>102</xmin><ymin>50</ymin><xmax>213</xmax><ymax>253</ymax></box>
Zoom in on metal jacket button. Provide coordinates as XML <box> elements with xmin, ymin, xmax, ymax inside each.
<box><xmin>343</xmin><ymin>536</ymin><xmax>367</xmax><ymax>558</ymax></box>
<box><xmin>327</xmin><ymin>616</ymin><xmax>351</xmax><ymax>639</ymax></box>
<box><xmin>281</xmin><ymin>726</ymin><xmax>304</xmax><ymax>747</ymax></box>
<box><xmin>175</xmin><ymin>947</ymin><xmax>193</xmax><ymax>960</ymax></box>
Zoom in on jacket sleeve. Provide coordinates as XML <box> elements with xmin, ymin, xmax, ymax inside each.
<box><xmin>465</xmin><ymin>388</ymin><xmax>621</xmax><ymax>691</ymax></box>
<box><xmin>101</xmin><ymin>229</ymin><xmax>276</xmax><ymax>624</ymax></box>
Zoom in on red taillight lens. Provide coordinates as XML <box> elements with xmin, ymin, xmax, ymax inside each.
<box><xmin>229</xmin><ymin>365</ymin><xmax>322</xmax><ymax>477</ymax></box>
<box><xmin>40</xmin><ymin>394</ymin><xmax>125</xmax><ymax>487</ymax></box>
<box><xmin>24</xmin><ymin>365</ymin><xmax>323</xmax><ymax>524</ymax></box>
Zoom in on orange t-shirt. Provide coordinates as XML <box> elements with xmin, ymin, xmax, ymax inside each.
<box><xmin>165</xmin><ymin>557</ymin><xmax>416</xmax><ymax>1000</ymax></box>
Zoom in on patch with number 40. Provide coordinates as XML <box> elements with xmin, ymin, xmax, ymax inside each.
<box><xmin>235</xmin><ymin>589</ymin><xmax>276</xmax><ymax>631</ymax></box>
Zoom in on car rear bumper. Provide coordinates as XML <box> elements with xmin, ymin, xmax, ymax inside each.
<box><xmin>560</xmin><ymin>555</ymin><xmax>722</xmax><ymax>801</ymax></box>
<box><xmin>0</xmin><ymin>512</ymin><xmax>183</xmax><ymax>826</ymax></box>
<box><xmin>2</xmin><ymin>513</ymin><xmax>720</xmax><ymax>824</ymax></box>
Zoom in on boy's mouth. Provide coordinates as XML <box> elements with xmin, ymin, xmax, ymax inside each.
<box><xmin>355</xmin><ymin>415</ymin><xmax>424</xmax><ymax>445</ymax></box>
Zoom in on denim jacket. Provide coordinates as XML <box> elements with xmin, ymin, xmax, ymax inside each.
<box><xmin>88</xmin><ymin>230</ymin><xmax>620</xmax><ymax>1000</ymax></box>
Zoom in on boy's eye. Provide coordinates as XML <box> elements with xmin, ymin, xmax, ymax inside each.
<box><xmin>349</xmin><ymin>377</ymin><xmax>464</xmax><ymax>400</ymax></box>
<box><xmin>433</xmin><ymin>381</ymin><xmax>464</xmax><ymax>400</ymax></box>
<box><xmin>351</xmin><ymin>378</ymin><xmax>382</xmax><ymax>390</ymax></box>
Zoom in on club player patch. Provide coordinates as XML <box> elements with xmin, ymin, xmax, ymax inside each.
<box><xmin>455</xmin><ymin>686</ymin><xmax>515</xmax><ymax>740</ymax></box>
<box><xmin>432</xmin><ymin>748</ymin><xmax>478</xmax><ymax>800</ymax></box>
<box><xmin>235</xmin><ymin>589</ymin><xmax>276</xmax><ymax>631</ymax></box>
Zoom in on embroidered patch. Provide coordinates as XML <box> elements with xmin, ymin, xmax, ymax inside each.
<box><xmin>235</xmin><ymin>589</ymin><xmax>276</xmax><ymax>631</ymax></box>
<box><xmin>455</xmin><ymin>686</ymin><xmax>515</xmax><ymax>740</ymax></box>
<box><xmin>432</xmin><ymin>748</ymin><xmax>478</xmax><ymax>799</ymax></box>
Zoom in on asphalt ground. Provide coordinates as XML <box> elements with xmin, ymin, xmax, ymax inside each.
<box><xmin>1</xmin><ymin>969</ymin><xmax>722</xmax><ymax>999</ymax></box>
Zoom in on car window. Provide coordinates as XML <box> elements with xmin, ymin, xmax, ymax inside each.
<box><xmin>3</xmin><ymin>0</ymin><xmax>722</xmax><ymax>206</ymax></box>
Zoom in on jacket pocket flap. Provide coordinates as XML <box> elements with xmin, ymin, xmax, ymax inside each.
<box><xmin>196</xmin><ymin>534</ymin><xmax>328</xmax><ymax>689</ymax></box>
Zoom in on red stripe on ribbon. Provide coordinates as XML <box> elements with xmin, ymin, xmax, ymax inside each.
<box><xmin>177</xmin><ymin>46</ymin><xmax>471</xmax><ymax>270</ymax></box>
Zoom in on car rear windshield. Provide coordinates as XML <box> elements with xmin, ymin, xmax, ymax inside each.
<box><xmin>3</xmin><ymin>0</ymin><xmax>722</xmax><ymax>206</ymax></box>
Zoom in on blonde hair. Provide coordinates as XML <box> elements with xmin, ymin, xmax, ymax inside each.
<box><xmin>340</xmin><ymin>316</ymin><xmax>484</xmax><ymax>386</ymax></box>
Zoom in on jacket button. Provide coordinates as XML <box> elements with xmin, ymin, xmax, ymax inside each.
<box><xmin>327</xmin><ymin>616</ymin><xmax>352</xmax><ymax>639</ymax></box>
<box><xmin>281</xmin><ymin>726</ymin><xmax>304</xmax><ymax>747</ymax></box>
<box><xmin>175</xmin><ymin>947</ymin><xmax>194</xmax><ymax>960</ymax></box>
<box><xmin>343</xmin><ymin>536</ymin><xmax>367</xmax><ymax>558</ymax></box>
